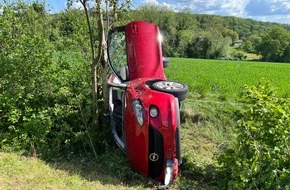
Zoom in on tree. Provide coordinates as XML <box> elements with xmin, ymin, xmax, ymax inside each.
<box><xmin>55</xmin><ymin>0</ymin><xmax>131</xmax><ymax>160</ymax></box>
<box><xmin>176</xmin><ymin>29</ymin><xmax>194</xmax><ymax>57</ymax></box>
<box><xmin>66</xmin><ymin>0</ymin><xmax>131</xmax><ymax>115</ymax></box>
<box><xmin>49</xmin><ymin>9</ymin><xmax>89</xmax><ymax>50</ymax></box>
<box><xmin>283</xmin><ymin>44</ymin><xmax>290</xmax><ymax>62</ymax></box>
<box><xmin>257</xmin><ymin>27</ymin><xmax>290</xmax><ymax>62</ymax></box>
<box><xmin>248</xmin><ymin>34</ymin><xmax>262</xmax><ymax>53</ymax></box>
<box><xmin>203</xmin><ymin>29</ymin><xmax>232</xmax><ymax>59</ymax></box>
<box><xmin>222</xmin><ymin>28</ymin><xmax>239</xmax><ymax>43</ymax></box>
<box><xmin>186</xmin><ymin>36</ymin><xmax>210</xmax><ymax>58</ymax></box>
<box><xmin>175</xmin><ymin>12</ymin><xmax>197</xmax><ymax>57</ymax></box>
<box><xmin>241</xmin><ymin>40</ymin><xmax>253</xmax><ymax>52</ymax></box>
<box><xmin>32</xmin><ymin>2</ymin><xmax>46</xmax><ymax>15</ymax></box>
<box><xmin>133</xmin><ymin>5</ymin><xmax>161</xmax><ymax>24</ymax></box>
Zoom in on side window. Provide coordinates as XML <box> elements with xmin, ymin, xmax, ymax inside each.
<box><xmin>108</xmin><ymin>29</ymin><xmax>128</xmax><ymax>81</ymax></box>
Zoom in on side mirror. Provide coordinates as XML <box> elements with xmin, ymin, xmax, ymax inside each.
<box><xmin>163</xmin><ymin>57</ymin><xmax>170</xmax><ymax>68</ymax></box>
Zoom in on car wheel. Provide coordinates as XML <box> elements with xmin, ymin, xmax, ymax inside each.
<box><xmin>151</xmin><ymin>81</ymin><xmax>188</xmax><ymax>101</ymax></box>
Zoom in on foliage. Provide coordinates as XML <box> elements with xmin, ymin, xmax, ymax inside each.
<box><xmin>241</xmin><ymin>40</ymin><xmax>254</xmax><ymax>52</ymax></box>
<box><xmin>48</xmin><ymin>9</ymin><xmax>90</xmax><ymax>51</ymax></box>
<box><xmin>0</xmin><ymin>3</ymin><xmax>54</xmax><ymax>154</ymax></box>
<box><xmin>256</xmin><ymin>27</ymin><xmax>290</xmax><ymax>62</ymax></box>
<box><xmin>231</xmin><ymin>49</ymin><xmax>247</xmax><ymax>60</ymax></box>
<box><xmin>0</xmin><ymin>2</ymin><xmax>110</xmax><ymax>158</ymax></box>
<box><xmin>130</xmin><ymin>5</ymin><xmax>290</xmax><ymax>61</ymax></box>
<box><xmin>218</xmin><ymin>80</ymin><xmax>290</xmax><ymax>189</ymax></box>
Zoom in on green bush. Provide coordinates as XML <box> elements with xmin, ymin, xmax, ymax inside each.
<box><xmin>231</xmin><ymin>49</ymin><xmax>246</xmax><ymax>60</ymax></box>
<box><xmin>0</xmin><ymin>4</ymin><xmax>53</xmax><ymax>153</ymax></box>
<box><xmin>0</xmin><ymin>3</ymin><xmax>110</xmax><ymax>159</ymax></box>
<box><xmin>219</xmin><ymin>80</ymin><xmax>290</xmax><ymax>189</ymax></box>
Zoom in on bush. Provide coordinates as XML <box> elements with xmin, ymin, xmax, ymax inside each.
<box><xmin>219</xmin><ymin>80</ymin><xmax>290</xmax><ymax>189</ymax></box>
<box><xmin>0</xmin><ymin>3</ymin><xmax>110</xmax><ymax>159</ymax></box>
<box><xmin>231</xmin><ymin>49</ymin><xmax>246</xmax><ymax>60</ymax></box>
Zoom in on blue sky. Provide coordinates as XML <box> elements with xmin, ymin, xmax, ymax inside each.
<box><xmin>2</xmin><ymin>0</ymin><xmax>290</xmax><ymax>24</ymax></box>
<box><xmin>136</xmin><ymin>0</ymin><xmax>290</xmax><ymax>24</ymax></box>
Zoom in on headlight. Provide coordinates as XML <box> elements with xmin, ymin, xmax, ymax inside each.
<box><xmin>132</xmin><ymin>100</ymin><xmax>144</xmax><ymax>126</ymax></box>
<box><xmin>149</xmin><ymin>106</ymin><xmax>159</xmax><ymax>118</ymax></box>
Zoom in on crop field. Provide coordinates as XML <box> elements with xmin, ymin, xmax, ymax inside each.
<box><xmin>166</xmin><ymin>58</ymin><xmax>290</xmax><ymax>99</ymax></box>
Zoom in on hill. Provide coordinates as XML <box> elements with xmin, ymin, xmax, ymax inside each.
<box><xmin>125</xmin><ymin>6</ymin><xmax>290</xmax><ymax>61</ymax></box>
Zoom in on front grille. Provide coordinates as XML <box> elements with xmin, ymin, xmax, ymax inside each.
<box><xmin>148</xmin><ymin>125</ymin><xmax>164</xmax><ymax>178</ymax></box>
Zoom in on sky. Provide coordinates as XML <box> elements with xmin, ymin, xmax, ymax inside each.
<box><xmin>2</xmin><ymin>0</ymin><xmax>290</xmax><ymax>25</ymax></box>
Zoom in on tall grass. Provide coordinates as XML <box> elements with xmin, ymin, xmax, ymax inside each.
<box><xmin>165</xmin><ymin>58</ymin><xmax>290</xmax><ymax>98</ymax></box>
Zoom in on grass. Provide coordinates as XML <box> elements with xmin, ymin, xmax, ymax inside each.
<box><xmin>245</xmin><ymin>53</ymin><xmax>261</xmax><ymax>60</ymax></box>
<box><xmin>0</xmin><ymin>150</ymin><xmax>153</xmax><ymax>190</ymax></box>
<box><xmin>0</xmin><ymin>151</ymin><xmax>94</xmax><ymax>190</ymax></box>
<box><xmin>166</xmin><ymin>58</ymin><xmax>290</xmax><ymax>99</ymax></box>
<box><xmin>1</xmin><ymin>58</ymin><xmax>289</xmax><ymax>189</ymax></box>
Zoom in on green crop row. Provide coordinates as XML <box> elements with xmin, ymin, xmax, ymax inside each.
<box><xmin>165</xmin><ymin>58</ymin><xmax>290</xmax><ymax>99</ymax></box>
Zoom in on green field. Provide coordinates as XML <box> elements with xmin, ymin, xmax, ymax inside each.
<box><xmin>166</xmin><ymin>58</ymin><xmax>290</xmax><ymax>99</ymax></box>
<box><xmin>1</xmin><ymin>58</ymin><xmax>290</xmax><ymax>189</ymax></box>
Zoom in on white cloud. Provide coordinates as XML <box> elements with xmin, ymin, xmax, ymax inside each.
<box><xmin>141</xmin><ymin>0</ymin><xmax>290</xmax><ymax>24</ymax></box>
<box><xmin>70</xmin><ymin>1</ymin><xmax>84</xmax><ymax>10</ymax></box>
<box><xmin>143</xmin><ymin>0</ymin><xmax>159</xmax><ymax>5</ymax></box>
<box><xmin>251</xmin><ymin>14</ymin><xmax>290</xmax><ymax>24</ymax></box>
<box><xmin>143</xmin><ymin>0</ymin><xmax>250</xmax><ymax>16</ymax></box>
<box><xmin>69</xmin><ymin>1</ymin><xmax>96</xmax><ymax>10</ymax></box>
<box><xmin>143</xmin><ymin>0</ymin><xmax>171</xmax><ymax>9</ymax></box>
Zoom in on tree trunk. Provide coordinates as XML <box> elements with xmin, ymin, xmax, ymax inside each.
<box><xmin>95</xmin><ymin>0</ymin><xmax>110</xmax><ymax>112</ymax></box>
<box><xmin>80</xmin><ymin>0</ymin><xmax>99</xmax><ymax>115</ymax></box>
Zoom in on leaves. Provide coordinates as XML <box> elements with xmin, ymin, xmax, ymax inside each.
<box><xmin>257</xmin><ymin>27</ymin><xmax>290</xmax><ymax>62</ymax></box>
<box><xmin>219</xmin><ymin>80</ymin><xmax>290</xmax><ymax>189</ymax></box>
<box><xmin>0</xmin><ymin>2</ymin><xmax>99</xmax><ymax>158</ymax></box>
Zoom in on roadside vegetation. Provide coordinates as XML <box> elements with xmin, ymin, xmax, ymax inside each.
<box><xmin>1</xmin><ymin>1</ymin><xmax>290</xmax><ymax>189</ymax></box>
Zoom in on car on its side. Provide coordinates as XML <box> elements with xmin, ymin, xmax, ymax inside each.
<box><xmin>107</xmin><ymin>21</ymin><xmax>188</xmax><ymax>188</ymax></box>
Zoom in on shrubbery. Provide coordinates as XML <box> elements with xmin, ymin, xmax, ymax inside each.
<box><xmin>0</xmin><ymin>3</ymin><xmax>109</xmax><ymax>159</ymax></box>
<box><xmin>219</xmin><ymin>80</ymin><xmax>290</xmax><ymax>189</ymax></box>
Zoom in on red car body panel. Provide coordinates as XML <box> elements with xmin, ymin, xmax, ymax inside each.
<box><xmin>125</xmin><ymin>21</ymin><xmax>166</xmax><ymax>80</ymax></box>
<box><xmin>124</xmin><ymin>78</ymin><xmax>178</xmax><ymax>180</ymax></box>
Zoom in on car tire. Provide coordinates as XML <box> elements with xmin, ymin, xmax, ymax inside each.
<box><xmin>151</xmin><ymin>81</ymin><xmax>188</xmax><ymax>101</ymax></box>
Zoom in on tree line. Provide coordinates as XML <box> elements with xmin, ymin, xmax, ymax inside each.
<box><xmin>123</xmin><ymin>5</ymin><xmax>290</xmax><ymax>62</ymax></box>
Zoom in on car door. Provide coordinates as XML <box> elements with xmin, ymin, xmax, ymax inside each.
<box><xmin>107</xmin><ymin>27</ymin><xmax>128</xmax><ymax>151</ymax></box>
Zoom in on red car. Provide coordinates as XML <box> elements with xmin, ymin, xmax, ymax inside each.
<box><xmin>107</xmin><ymin>21</ymin><xmax>188</xmax><ymax>188</ymax></box>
